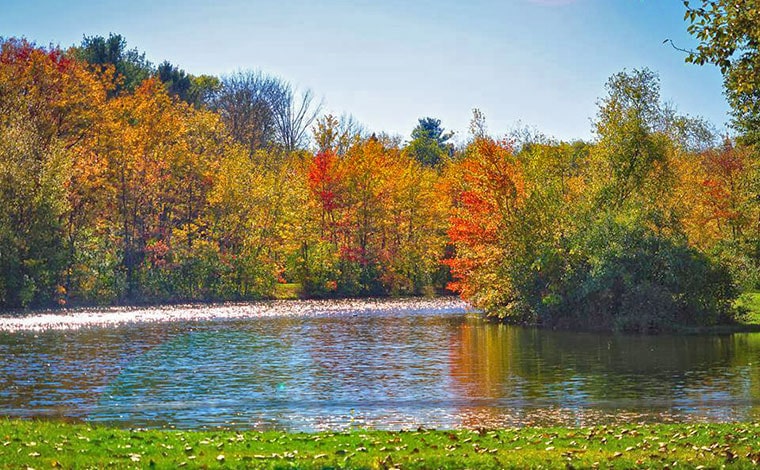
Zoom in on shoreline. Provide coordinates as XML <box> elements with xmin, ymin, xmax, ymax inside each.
<box><xmin>3</xmin><ymin>295</ymin><xmax>760</xmax><ymax>335</ymax></box>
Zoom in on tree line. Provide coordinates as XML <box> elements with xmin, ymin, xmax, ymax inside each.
<box><xmin>1</xmin><ymin>22</ymin><xmax>759</xmax><ymax>331</ymax></box>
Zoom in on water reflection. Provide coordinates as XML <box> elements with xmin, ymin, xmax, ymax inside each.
<box><xmin>450</xmin><ymin>318</ymin><xmax>760</xmax><ymax>426</ymax></box>
<box><xmin>1</xmin><ymin>299</ymin><xmax>760</xmax><ymax>431</ymax></box>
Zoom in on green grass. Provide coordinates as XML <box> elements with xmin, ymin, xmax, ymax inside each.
<box><xmin>273</xmin><ymin>283</ymin><xmax>302</xmax><ymax>300</ymax></box>
<box><xmin>2</xmin><ymin>420</ymin><xmax>760</xmax><ymax>469</ymax></box>
<box><xmin>736</xmin><ymin>291</ymin><xmax>760</xmax><ymax>325</ymax></box>
<box><xmin>674</xmin><ymin>291</ymin><xmax>760</xmax><ymax>334</ymax></box>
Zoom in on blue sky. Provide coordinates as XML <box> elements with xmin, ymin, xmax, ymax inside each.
<box><xmin>1</xmin><ymin>0</ymin><xmax>729</xmax><ymax>142</ymax></box>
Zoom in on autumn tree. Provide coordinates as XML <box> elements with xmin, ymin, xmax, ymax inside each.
<box><xmin>675</xmin><ymin>137</ymin><xmax>760</xmax><ymax>289</ymax></box>
<box><xmin>445</xmin><ymin>120</ymin><xmax>526</xmax><ymax>313</ymax></box>
<box><xmin>97</xmin><ymin>78</ymin><xmax>229</xmax><ymax>300</ymax></box>
<box><xmin>313</xmin><ymin>113</ymin><xmax>364</xmax><ymax>156</ymax></box>
<box><xmin>0</xmin><ymin>38</ymin><xmax>119</xmax><ymax>307</ymax></box>
<box><xmin>380</xmin><ymin>153</ymin><xmax>450</xmax><ymax>293</ymax></box>
<box><xmin>298</xmin><ymin>134</ymin><xmax>450</xmax><ymax>297</ymax></box>
<box><xmin>207</xmin><ymin>145</ymin><xmax>307</xmax><ymax>298</ymax></box>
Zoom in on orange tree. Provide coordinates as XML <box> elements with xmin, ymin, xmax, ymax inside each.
<box><xmin>298</xmin><ymin>135</ymin><xmax>449</xmax><ymax>297</ymax></box>
<box><xmin>445</xmin><ymin>135</ymin><xmax>526</xmax><ymax>316</ymax></box>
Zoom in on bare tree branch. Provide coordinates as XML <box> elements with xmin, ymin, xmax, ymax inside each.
<box><xmin>663</xmin><ymin>38</ymin><xmax>695</xmax><ymax>56</ymax></box>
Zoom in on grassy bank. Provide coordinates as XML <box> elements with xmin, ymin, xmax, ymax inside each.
<box><xmin>2</xmin><ymin>420</ymin><xmax>760</xmax><ymax>469</ymax></box>
<box><xmin>737</xmin><ymin>292</ymin><xmax>760</xmax><ymax>324</ymax></box>
<box><xmin>668</xmin><ymin>291</ymin><xmax>760</xmax><ymax>335</ymax></box>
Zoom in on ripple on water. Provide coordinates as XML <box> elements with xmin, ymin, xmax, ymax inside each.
<box><xmin>2</xmin><ymin>299</ymin><xmax>760</xmax><ymax>431</ymax></box>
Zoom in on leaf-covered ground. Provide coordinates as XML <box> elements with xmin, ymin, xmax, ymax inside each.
<box><xmin>1</xmin><ymin>420</ymin><xmax>759</xmax><ymax>468</ymax></box>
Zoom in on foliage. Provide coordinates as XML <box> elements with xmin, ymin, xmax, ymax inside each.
<box><xmin>406</xmin><ymin>117</ymin><xmax>454</xmax><ymax>166</ymax></box>
<box><xmin>735</xmin><ymin>291</ymin><xmax>760</xmax><ymax>324</ymax></box>
<box><xmin>0</xmin><ymin>38</ymin><xmax>109</xmax><ymax>307</ymax></box>
<box><xmin>3</xmin><ymin>419</ymin><xmax>760</xmax><ymax>469</ymax></box>
<box><xmin>676</xmin><ymin>138</ymin><xmax>760</xmax><ymax>290</ymax></box>
<box><xmin>155</xmin><ymin>60</ymin><xmax>218</xmax><ymax>107</ymax></box>
<box><xmin>683</xmin><ymin>0</ymin><xmax>760</xmax><ymax>143</ymax></box>
<box><xmin>542</xmin><ymin>219</ymin><xmax>735</xmax><ymax>332</ymax></box>
<box><xmin>313</xmin><ymin>113</ymin><xmax>364</xmax><ymax>156</ymax></box>
<box><xmin>301</xmin><ymin>137</ymin><xmax>449</xmax><ymax>297</ymax></box>
<box><xmin>72</xmin><ymin>33</ymin><xmax>153</xmax><ymax>95</ymax></box>
<box><xmin>445</xmin><ymin>136</ymin><xmax>525</xmax><ymax>312</ymax></box>
<box><xmin>0</xmin><ymin>34</ymin><xmax>755</xmax><ymax>333</ymax></box>
<box><xmin>445</xmin><ymin>71</ymin><xmax>740</xmax><ymax>332</ymax></box>
<box><xmin>0</xmin><ymin>118</ymin><xmax>69</xmax><ymax>307</ymax></box>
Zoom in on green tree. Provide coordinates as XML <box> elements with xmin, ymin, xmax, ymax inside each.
<box><xmin>73</xmin><ymin>33</ymin><xmax>153</xmax><ymax>95</ymax></box>
<box><xmin>683</xmin><ymin>0</ymin><xmax>760</xmax><ymax>143</ymax></box>
<box><xmin>0</xmin><ymin>39</ymin><xmax>78</xmax><ymax>307</ymax></box>
<box><xmin>189</xmin><ymin>74</ymin><xmax>222</xmax><ymax>108</ymax></box>
<box><xmin>156</xmin><ymin>61</ymin><xmax>222</xmax><ymax>109</ymax></box>
<box><xmin>406</xmin><ymin>117</ymin><xmax>454</xmax><ymax>167</ymax></box>
<box><xmin>156</xmin><ymin>61</ymin><xmax>192</xmax><ymax>103</ymax></box>
<box><xmin>591</xmin><ymin>68</ymin><xmax>673</xmax><ymax>215</ymax></box>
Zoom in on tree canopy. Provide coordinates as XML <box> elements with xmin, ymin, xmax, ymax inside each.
<box><xmin>406</xmin><ymin>117</ymin><xmax>454</xmax><ymax>167</ymax></box>
<box><xmin>683</xmin><ymin>0</ymin><xmax>760</xmax><ymax>143</ymax></box>
<box><xmin>0</xmin><ymin>34</ymin><xmax>752</xmax><ymax>332</ymax></box>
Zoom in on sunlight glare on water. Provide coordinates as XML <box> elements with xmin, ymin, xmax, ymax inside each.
<box><xmin>0</xmin><ymin>297</ymin><xmax>468</xmax><ymax>332</ymax></box>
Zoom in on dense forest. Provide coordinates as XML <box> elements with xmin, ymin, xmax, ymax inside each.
<box><xmin>2</xmin><ymin>8</ymin><xmax>759</xmax><ymax>331</ymax></box>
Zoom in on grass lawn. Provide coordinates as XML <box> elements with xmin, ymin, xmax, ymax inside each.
<box><xmin>736</xmin><ymin>292</ymin><xmax>760</xmax><ymax>325</ymax></box>
<box><xmin>2</xmin><ymin>420</ymin><xmax>760</xmax><ymax>469</ymax></box>
<box><xmin>273</xmin><ymin>283</ymin><xmax>302</xmax><ymax>300</ymax></box>
<box><xmin>674</xmin><ymin>291</ymin><xmax>760</xmax><ymax>334</ymax></box>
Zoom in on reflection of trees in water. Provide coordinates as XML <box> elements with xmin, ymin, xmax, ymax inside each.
<box><xmin>449</xmin><ymin>318</ymin><xmax>760</xmax><ymax>422</ymax></box>
<box><xmin>5</xmin><ymin>309</ymin><xmax>760</xmax><ymax>429</ymax></box>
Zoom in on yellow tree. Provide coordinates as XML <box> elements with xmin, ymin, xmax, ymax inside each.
<box><xmin>208</xmin><ymin>145</ymin><xmax>305</xmax><ymax>298</ymax></box>
<box><xmin>101</xmin><ymin>78</ymin><xmax>225</xmax><ymax>300</ymax></box>
<box><xmin>383</xmin><ymin>150</ymin><xmax>450</xmax><ymax>294</ymax></box>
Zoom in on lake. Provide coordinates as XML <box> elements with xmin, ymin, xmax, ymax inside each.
<box><xmin>1</xmin><ymin>298</ymin><xmax>759</xmax><ymax>431</ymax></box>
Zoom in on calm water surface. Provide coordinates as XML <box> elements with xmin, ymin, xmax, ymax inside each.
<box><xmin>1</xmin><ymin>298</ymin><xmax>760</xmax><ymax>431</ymax></box>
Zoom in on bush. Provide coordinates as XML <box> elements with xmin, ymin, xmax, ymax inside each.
<box><xmin>518</xmin><ymin>219</ymin><xmax>738</xmax><ymax>332</ymax></box>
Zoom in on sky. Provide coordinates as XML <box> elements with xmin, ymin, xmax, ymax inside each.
<box><xmin>0</xmin><ymin>0</ymin><xmax>730</xmax><ymax>143</ymax></box>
